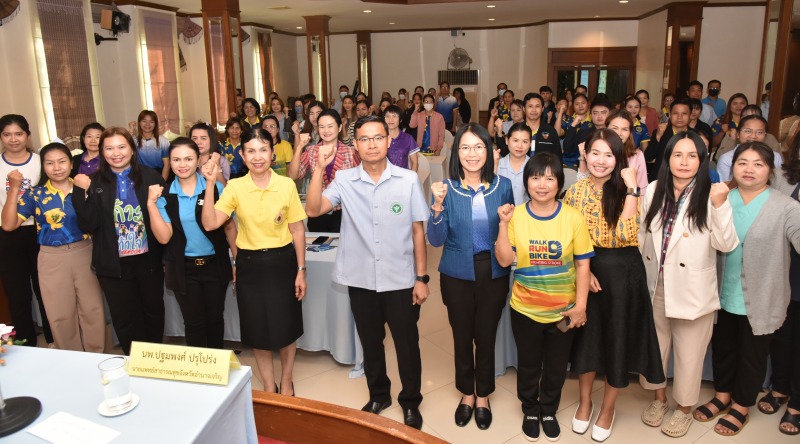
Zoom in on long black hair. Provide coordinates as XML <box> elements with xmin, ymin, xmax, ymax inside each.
<box><xmin>585</xmin><ymin>129</ymin><xmax>628</xmax><ymax>227</ymax></box>
<box><xmin>449</xmin><ymin>123</ymin><xmax>495</xmax><ymax>184</ymax></box>
<box><xmin>644</xmin><ymin>131</ymin><xmax>711</xmax><ymax>232</ymax></box>
<box><xmin>97</xmin><ymin>127</ymin><xmax>143</xmax><ymax>187</ymax></box>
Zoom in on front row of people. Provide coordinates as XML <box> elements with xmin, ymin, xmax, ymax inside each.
<box><xmin>1</xmin><ymin>112</ymin><xmax>798</xmax><ymax>438</ymax></box>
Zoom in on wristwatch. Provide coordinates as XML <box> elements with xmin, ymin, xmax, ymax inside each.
<box><xmin>298</xmin><ymin>266</ymin><xmax>307</xmax><ymax>272</ymax></box>
<box><xmin>416</xmin><ymin>274</ymin><xmax>430</xmax><ymax>284</ymax></box>
<box><xmin>626</xmin><ymin>187</ymin><xmax>641</xmax><ymax>197</ymax></box>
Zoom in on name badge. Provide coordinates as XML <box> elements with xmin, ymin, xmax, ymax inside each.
<box><xmin>128</xmin><ymin>341</ymin><xmax>241</xmax><ymax>385</ymax></box>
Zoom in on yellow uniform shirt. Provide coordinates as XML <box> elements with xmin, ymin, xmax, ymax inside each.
<box><xmin>271</xmin><ymin>140</ymin><xmax>294</xmax><ymax>176</ymax></box>
<box><xmin>214</xmin><ymin>173</ymin><xmax>306</xmax><ymax>250</ymax></box>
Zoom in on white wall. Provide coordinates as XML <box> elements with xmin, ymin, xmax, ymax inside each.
<box><xmin>636</xmin><ymin>11</ymin><xmax>667</xmax><ymax>107</ymax></box>
<box><xmin>548</xmin><ymin>20</ymin><xmax>638</xmax><ymax>48</ymax></box>
<box><xmin>292</xmin><ymin>35</ymin><xmax>309</xmax><ymax>96</ymax></box>
<box><xmin>368</xmin><ymin>25</ymin><xmax>548</xmax><ymax>110</ymax></box>
<box><xmin>328</xmin><ymin>33</ymin><xmax>357</xmax><ymax>98</ymax></box>
<box><xmin>697</xmin><ymin>6</ymin><xmax>765</xmax><ymax>103</ymax></box>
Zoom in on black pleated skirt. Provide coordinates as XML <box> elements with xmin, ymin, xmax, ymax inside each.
<box><xmin>571</xmin><ymin>246</ymin><xmax>665</xmax><ymax>388</ymax></box>
<box><xmin>236</xmin><ymin>245</ymin><xmax>303</xmax><ymax>350</ymax></box>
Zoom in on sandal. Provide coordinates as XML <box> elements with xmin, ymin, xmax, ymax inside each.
<box><xmin>758</xmin><ymin>391</ymin><xmax>789</xmax><ymax>415</ymax></box>
<box><xmin>715</xmin><ymin>409</ymin><xmax>749</xmax><ymax>436</ymax></box>
<box><xmin>779</xmin><ymin>411</ymin><xmax>800</xmax><ymax>436</ymax></box>
<box><xmin>694</xmin><ymin>397</ymin><xmax>731</xmax><ymax>423</ymax></box>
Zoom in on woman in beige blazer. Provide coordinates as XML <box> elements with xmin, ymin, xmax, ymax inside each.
<box><xmin>637</xmin><ymin>131</ymin><xmax>739</xmax><ymax>437</ymax></box>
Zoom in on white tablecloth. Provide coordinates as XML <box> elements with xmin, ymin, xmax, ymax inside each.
<box><xmin>4</xmin><ymin>347</ymin><xmax>257</xmax><ymax>443</ymax></box>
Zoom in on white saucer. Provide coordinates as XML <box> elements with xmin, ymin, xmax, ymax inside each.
<box><xmin>98</xmin><ymin>393</ymin><xmax>139</xmax><ymax>417</ymax></box>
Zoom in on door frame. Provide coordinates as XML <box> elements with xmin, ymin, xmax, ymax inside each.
<box><xmin>548</xmin><ymin>47</ymin><xmax>637</xmax><ymax>101</ymax></box>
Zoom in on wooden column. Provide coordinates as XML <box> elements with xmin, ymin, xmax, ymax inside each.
<box><xmin>663</xmin><ymin>2</ymin><xmax>704</xmax><ymax>96</ymax></box>
<box><xmin>201</xmin><ymin>0</ymin><xmax>244</xmax><ymax>127</ymax></box>
<box><xmin>303</xmin><ymin>15</ymin><xmax>331</xmax><ymax>103</ymax></box>
<box><xmin>356</xmin><ymin>31</ymin><xmax>373</xmax><ymax>100</ymax></box>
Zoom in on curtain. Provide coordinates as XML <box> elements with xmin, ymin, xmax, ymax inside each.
<box><xmin>37</xmin><ymin>0</ymin><xmax>95</xmax><ymax>148</ymax></box>
<box><xmin>143</xmin><ymin>13</ymin><xmax>179</xmax><ymax>133</ymax></box>
<box><xmin>208</xmin><ymin>19</ymin><xmax>228</xmax><ymax>127</ymax></box>
<box><xmin>258</xmin><ymin>32</ymin><xmax>273</xmax><ymax>100</ymax></box>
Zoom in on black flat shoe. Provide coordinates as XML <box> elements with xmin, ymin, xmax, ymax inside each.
<box><xmin>404</xmin><ymin>408</ymin><xmax>423</xmax><ymax>430</ymax></box>
<box><xmin>455</xmin><ymin>397</ymin><xmax>474</xmax><ymax>427</ymax></box>
<box><xmin>361</xmin><ymin>399</ymin><xmax>392</xmax><ymax>415</ymax></box>
<box><xmin>475</xmin><ymin>401</ymin><xmax>492</xmax><ymax>430</ymax></box>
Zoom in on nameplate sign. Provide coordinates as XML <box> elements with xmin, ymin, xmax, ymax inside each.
<box><xmin>128</xmin><ymin>342</ymin><xmax>241</xmax><ymax>386</ymax></box>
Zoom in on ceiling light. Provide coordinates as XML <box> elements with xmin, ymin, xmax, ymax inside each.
<box><xmin>363</xmin><ymin>10</ymin><xmax>371</xmax><ymax>13</ymax></box>
<box><xmin>594</xmin><ymin>15</ymin><xmax>600</xmax><ymax>18</ymax></box>
<box><xmin>488</xmin><ymin>18</ymin><xmax>495</xmax><ymax>21</ymax></box>
<box><xmin>619</xmin><ymin>0</ymin><xmax>628</xmax><ymax>3</ymax></box>
<box><xmin>296</xmin><ymin>26</ymin><xmax>303</xmax><ymax>29</ymax></box>
<box><xmin>487</xmin><ymin>5</ymin><xmax>496</xmax><ymax>8</ymax></box>
<box><xmin>389</xmin><ymin>22</ymin><xmax>395</xmax><ymax>25</ymax></box>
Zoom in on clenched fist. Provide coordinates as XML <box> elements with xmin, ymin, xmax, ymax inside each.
<box><xmin>620</xmin><ymin>167</ymin><xmax>638</xmax><ymax>189</ymax></box>
<box><xmin>6</xmin><ymin>169</ymin><xmax>23</xmax><ymax>190</ymax></box>
<box><xmin>148</xmin><ymin>185</ymin><xmax>164</xmax><ymax>204</ymax></box>
<box><xmin>497</xmin><ymin>203</ymin><xmax>515</xmax><ymax>223</ymax></box>
<box><xmin>431</xmin><ymin>181</ymin><xmax>448</xmax><ymax>205</ymax></box>
<box><xmin>710</xmin><ymin>182</ymin><xmax>731</xmax><ymax>209</ymax></box>
<box><xmin>73</xmin><ymin>173</ymin><xmax>91</xmax><ymax>190</ymax></box>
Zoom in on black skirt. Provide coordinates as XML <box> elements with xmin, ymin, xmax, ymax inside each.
<box><xmin>571</xmin><ymin>246</ymin><xmax>665</xmax><ymax>388</ymax></box>
<box><xmin>236</xmin><ymin>245</ymin><xmax>303</xmax><ymax>350</ymax></box>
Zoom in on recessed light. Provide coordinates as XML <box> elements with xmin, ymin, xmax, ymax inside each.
<box><xmin>487</xmin><ymin>5</ymin><xmax>496</xmax><ymax>8</ymax></box>
<box><xmin>488</xmin><ymin>18</ymin><xmax>495</xmax><ymax>21</ymax></box>
<box><xmin>594</xmin><ymin>15</ymin><xmax>600</xmax><ymax>18</ymax></box>
<box><xmin>296</xmin><ymin>26</ymin><xmax>303</xmax><ymax>29</ymax></box>
<box><xmin>363</xmin><ymin>10</ymin><xmax>371</xmax><ymax>13</ymax></box>
<box><xmin>389</xmin><ymin>22</ymin><xmax>395</xmax><ymax>25</ymax></box>
<box><xmin>619</xmin><ymin>0</ymin><xmax>628</xmax><ymax>3</ymax></box>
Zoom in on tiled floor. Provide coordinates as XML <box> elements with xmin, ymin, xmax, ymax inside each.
<box><xmin>54</xmin><ymin>245</ymin><xmax>798</xmax><ymax>443</ymax></box>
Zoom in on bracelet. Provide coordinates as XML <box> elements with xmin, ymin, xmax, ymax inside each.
<box><xmin>431</xmin><ymin>204</ymin><xmax>444</xmax><ymax>213</ymax></box>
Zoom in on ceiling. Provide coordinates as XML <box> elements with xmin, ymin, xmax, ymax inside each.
<box><xmin>149</xmin><ymin>0</ymin><xmax>765</xmax><ymax>34</ymax></box>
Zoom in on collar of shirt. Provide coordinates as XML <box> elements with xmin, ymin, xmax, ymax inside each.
<box><xmin>243</xmin><ymin>172</ymin><xmax>278</xmax><ymax>193</ymax></box>
<box><xmin>459</xmin><ymin>178</ymin><xmax>489</xmax><ymax>192</ymax></box>
<box><xmin>114</xmin><ymin>167</ymin><xmax>131</xmax><ymax>181</ymax></box>
<box><xmin>44</xmin><ymin>178</ymin><xmax>73</xmax><ymax>198</ymax></box>
<box><xmin>225</xmin><ymin>138</ymin><xmax>240</xmax><ymax>148</ymax></box>
<box><xmin>168</xmin><ymin>172</ymin><xmax>206</xmax><ymax>198</ymax></box>
<box><xmin>351</xmin><ymin>161</ymin><xmax>400</xmax><ymax>186</ymax></box>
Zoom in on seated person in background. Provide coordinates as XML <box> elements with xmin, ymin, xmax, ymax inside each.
<box><xmin>687</xmin><ymin>80</ymin><xmax>718</xmax><ymax>126</ymax></box>
<box><xmin>689</xmin><ymin>99</ymin><xmax>714</xmax><ymax>147</ymax></box>
<box><xmin>716</xmin><ymin>115</ymin><xmax>783</xmax><ymax>182</ymax></box>
<box><xmin>563</xmin><ymin>97</ymin><xmax>612</xmax><ymax>168</ymax></box>
<box><xmin>556</xmin><ymin>93</ymin><xmax>590</xmax><ymax>138</ymax></box>
<box><xmin>496</xmin><ymin>122</ymin><xmax>533</xmax><ymax>205</ymax></box>
<box><xmin>716</xmin><ymin>105</ymin><xmax>781</xmax><ymax>160</ymax></box>
<box><xmin>495</xmin><ymin>90</ymin><xmax>515</xmax><ymax>123</ymax></box>
<box><xmin>384</xmin><ymin>105</ymin><xmax>419</xmax><ymax>171</ymax></box>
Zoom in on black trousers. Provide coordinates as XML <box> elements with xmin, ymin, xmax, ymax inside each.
<box><xmin>349</xmin><ymin>286</ymin><xmax>422</xmax><ymax>409</ymax></box>
<box><xmin>98</xmin><ymin>253</ymin><xmax>165</xmax><ymax>355</ymax></box>
<box><xmin>0</xmin><ymin>226</ymin><xmax>52</xmax><ymax>346</ymax></box>
<box><xmin>771</xmin><ymin>300</ymin><xmax>800</xmax><ymax>411</ymax></box>
<box><xmin>712</xmin><ymin>309</ymin><xmax>773</xmax><ymax>407</ymax></box>
<box><xmin>177</xmin><ymin>258</ymin><xmax>228</xmax><ymax>349</ymax></box>
<box><xmin>511</xmin><ymin>309</ymin><xmax>575</xmax><ymax>416</ymax></box>
<box><xmin>440</xmin><ymin>253</ymin><xmax>509</xmax><ymax>397</ymax></box>
<box><xmin>307</xmin><ymin>210</ymin><xmax>341</xmax><ymax>233</ymax></box>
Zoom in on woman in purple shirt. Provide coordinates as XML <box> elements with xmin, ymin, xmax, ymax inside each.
<box><xmin>71</xmin><ymin>122</ymin><xmax>105</xmax><ymax>177</ymax></box>
<box><xmin>384</xmin><ymin>106</ymin><xmax>419</xmax><ymax>170</ymax></box>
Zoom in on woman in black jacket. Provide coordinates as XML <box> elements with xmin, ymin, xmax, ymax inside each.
<box><xmin>72</xmin><ymin>127</ymin><xmax>166</xmax><ymax>355</ymax></box>
<box><xmin>146</xmin><ymin>137</ymin><xmax>237</xmax><ymax>349</ymax></box>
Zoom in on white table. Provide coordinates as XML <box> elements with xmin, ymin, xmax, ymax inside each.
<box><xmin>4</xmin><ymin>347</ymin><xmax>257</xmax><ymax>443</ymax></box>
<box><xmin>163</xmin><ymin>235</ymin><xmax>364</xmax><ymax>376</ymax></box>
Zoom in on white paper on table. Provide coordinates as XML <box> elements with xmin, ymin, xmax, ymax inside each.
<box><xmin>27</xmin><ymin>411</ymin><xmax>120</xmax><ymax>444</ymax></box>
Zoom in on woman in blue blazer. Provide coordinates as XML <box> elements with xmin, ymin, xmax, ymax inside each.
<box><xmin>428</xmin><ymin>123</ymin><xmax>514</xmax><ymax>430</ymax></box>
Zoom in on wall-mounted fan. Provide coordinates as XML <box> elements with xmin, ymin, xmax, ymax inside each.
<box><xmin>448</xmin><ymin>47</ymin><xmax>472</xmax><ymax>70</ymax></box>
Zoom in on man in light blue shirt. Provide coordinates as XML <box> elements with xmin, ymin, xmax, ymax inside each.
<box><xmin>305</xmin><ymin>115</ymin><xmax>430</xmax><ymax>430</ymax></box>
<box><xmin>437</xmin><ymin>81</ymin><xmax>459</xmax><ymax>134</ymax></box>
<box><xmin>702</xmin><ymin>79</ymin><xmax>727</xmax><ymax>118</ymax></box>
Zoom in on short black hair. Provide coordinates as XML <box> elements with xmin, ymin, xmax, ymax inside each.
<box><xmin>737</xmin><ymin>114</ymin><xmax>768</xmax><ymax>131</ymax></box>
<box><xmin>539</xmin><ymin>86</ymin><xmax>553</xmax><ymax>94</ymax></box>
<box><xmin>318</xmin><ymin>108</ymin><xmax>342</xmax><ymax>127</ymax></box>
<box><xmin>708</xmin><ymin>79</ymin><xmax>721</xmax><ymax>87</ymax></box>
<box><xmin>242</xmin><ymin>98</ymin><xmax>260</xmax><ymax>116</ymax></box>
<box><xmin>79</xmin><ymin>122</ymin><xmax>105</xmax><ymax>152</ymax></box>
<box><xmin>671</xmin><ymin>98</ymin><xmax>692</xmax><ymax>112</ymax></box>
<box><xmin>523</xmin><ymin>152</ymin><xmax>564</xmax><ymax>198</ymax></box>
<box><xmin>635</xmin><ymin>89</ymin><xmax>650</xmax><ymax>99</ymax></box>
<box><xmin>523</xmin><ymin>92</ymin><xmax>544</xmax><ymax>108</ymax></box>
<box><xmin>383</xmin><ymin>105</ymin><xmax>403</xmax><ymax>119</ymax></box>
<box><xmin>688</xmin><ymin>80</ymin><xmax>704</xmax><ymax>90</ymax></box>
<box><xmin>689</xmin><ymin>98</ymin><xmax>703</xmax><ymax>111</ymax></box>
<box><xmin>507</xmin><ymin>122</ymin><xmax>532</xmax><ymax>139</ymax></box>
<box><xmin>576</xmin><ymin>84</ymin><xmax>588</xmax><ymax>91</ymax></box>
<box><xmin>354</xmin><ymin>115</ymin><xmax>388</xmax><ymax>137</ymax></box>
<box><xmin>439</xmin><ymin>80</ymin><xmax>450</xmax><ymax>88</ymax></box>
<box><xmin>448</xmin><ymin>123</ymin><xmax>495</xmax><ymax>184</ymax></box>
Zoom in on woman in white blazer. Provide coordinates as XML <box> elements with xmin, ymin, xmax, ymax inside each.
<box><xmin>637</xmin><ymin>131</ymin><xmax>739</xmax><ymax>438</ymax></box>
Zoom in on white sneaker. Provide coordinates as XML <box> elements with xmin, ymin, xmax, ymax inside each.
<box><xmin>642</xmin><ymin>399</ymin><xmax>669</xmax><ymax>427</ymax></box>
<box><xmin>572</xmin><ymin>402</ymin><xmax>594</xmax><ymax>434</ymax></box>
<box><xmin>591</xmin><ymin>412</ymin><xmax>615</xmax><ymax>442</ymax></box>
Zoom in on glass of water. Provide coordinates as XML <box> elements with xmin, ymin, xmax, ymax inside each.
<box><xmin>98</xmin><ymin>356</ymin><xmax>132</xmax><ymax>412</ymax></box>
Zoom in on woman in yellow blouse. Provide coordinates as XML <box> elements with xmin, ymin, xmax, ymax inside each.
<box><xmin>563</xmin><ymin>129</ymin><xmax>665</xmax><ymax>442</ymax></box>
<box><xmin>201</xmin><ymin>126</ymin><xmax>307</xmax><ymax>396</ymax></box>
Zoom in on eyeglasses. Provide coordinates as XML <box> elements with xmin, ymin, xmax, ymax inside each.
<box><xmin>740</xmin><ymin>128</ymin><xmax>766</xmax><ymax>136</ymax></box>
<box><xmin>356</xmin><ymin>135</ymin><xmax>387</xmax><ymax>144</ymax></box>
<box><xmin>459</xmin><ymin>145</ymin><xmax>486</xmax><ymax>153</ymax></box>
<box><xmin>263</xmin><ymin>124</ymin><xmax>278</xmax><ymax>129</ymax></box>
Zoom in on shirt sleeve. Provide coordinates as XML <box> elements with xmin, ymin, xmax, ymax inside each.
<box><xmin>214</xmin><ymin>183</ymin><xmax>238</xmax><ymax>217</ymax></box>
<box><xmin>507</xmin><ymin>208</ymin><xmax>517</xmax><ymax>251</ymax></box>
<box><xmin>322</xmin><ymin>176</ymin><xmax>342</xmax><ymax>208</ymax></box>
<box><xmin>717</xmin><ymin>153</ymin><xmax>733</xmax><ymax>182</ymax></box>
<box><xmin>16</xmin><ymin>188</ymin><xmax>35</xmax><ymax>220</ymax></box>
<box><xmin>156</xmin><ymin>196</ymin><xmax>170</xmax><ymax>223</ymax></box>
<box><xmin>711</xmin><ymin>119</ymin><xmax>723</xmax><ymax>136</ymax></box>
<box><xmin>572</xmin><ymin>212</ymin><xmax>595</xmax><ymax>260</ymax></box>
<box><xmin>286</xmin><ymin>182</ymin><xmax>307</xmax><ymax>223</ymax></box>
<box><xmin>220</xmin><ymin>157</ymin><xmax>231</xmax><ymax>181</ymax></box>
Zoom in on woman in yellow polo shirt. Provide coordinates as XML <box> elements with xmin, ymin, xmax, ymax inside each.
<box><xmin>201</xmin><ymin>126</ymin><xmax>307</xmax><ymax>397</ymax></box>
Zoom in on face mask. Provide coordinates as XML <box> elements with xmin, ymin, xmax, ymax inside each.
<box><xmin>708</xmin><ymin>88</ymin><xmax>720</xmax><ymax>97</ymax></box>
<box><xmin>498</xmin><ymin>89</ymin><xmax>506</xmax><ymax>97</ymax></box>
<box><xmin>295</xmin><ymin>106</ymin><xmax>304</xmax><ymax>115</ymax></box>
<box><xmin>424</xmin><ymin>103</ymin><xmax>434</xmax><ymax>111</ymax></box>
<box><xmin>399</xmin><ymin>94</ymin><xmax>406</xmax><ymax>100</ymax></box>
<box><xmin>340</xmin><ymin>91</ymin><xmax>347</xmax><ymax>98</ymax></box>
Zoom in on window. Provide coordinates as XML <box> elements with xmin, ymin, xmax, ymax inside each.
<box><xmin>142</xmin><ymin>11</ymin><xmax>180</xmax><ymax>135</ymax></box>
<box><xmin>35</xmin><ymin>0</ymin><xmax>98</xmax><ymax>149</ymax></box>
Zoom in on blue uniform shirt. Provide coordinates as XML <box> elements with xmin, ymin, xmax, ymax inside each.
<box><xmin>17</xmin><ymin>179</ymin><xmax>88</xmax><ymax>246</ymax></box>
<box><xmin>156</xmin><ymin>173</ymin><xmax>225</xmax><ymax>257</ymax></box>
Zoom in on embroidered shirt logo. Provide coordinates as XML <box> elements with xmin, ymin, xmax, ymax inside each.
<box><xmin>390</xmin><ymin>203</ymin><xmax>403</xmax><ymax>215</ymax></box>
<box><xmin>274</xmin><ymin>208</ymin><xmax>286</xmax><ymax>224</ymax></box>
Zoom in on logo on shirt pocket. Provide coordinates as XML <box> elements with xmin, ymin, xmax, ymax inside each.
<box><xmin>274</xmin><ymin>206</ymin><xmax>287</xmax><ymax>224</ymax></box>
<box><xmin>390</xmin><ymin>202</ymin><xmax>403</xmax><ymax>215</ymax></box>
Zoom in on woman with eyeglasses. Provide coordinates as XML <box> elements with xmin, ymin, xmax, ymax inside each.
<box><xmin>262</xmin><ymin>116</ymin><xmax>294</xmax><ymax>176</ymax></box>
<box><xmin>428</xmin><ymin>123</ymin><xmax>514</xmax><ymax>430</ymax></box>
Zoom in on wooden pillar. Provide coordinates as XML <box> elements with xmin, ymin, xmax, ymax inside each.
<box><xmin>201</xmin><ymin>0</ymin><xmax>245</xmax><ymax>128</ymax></box>
<box><xmin>303</xmin><ymin>16</ymin><xmax>331</xmax><ymax>103</ymax></box>
<box><xmin>356</xmin><ymin>31</ymin><xmax>373</xmax><ymax>100</ymax></box>
<box><xmin>663</xmin><ymin>2</ymin><xmax>704</xmax><ymax>96</ymax></box>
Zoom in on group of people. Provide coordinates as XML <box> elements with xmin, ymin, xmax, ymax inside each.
<box><xmin>1</xmin><ymin>76</ymin><xmax>799</xmax><ymax>441</ymax></box>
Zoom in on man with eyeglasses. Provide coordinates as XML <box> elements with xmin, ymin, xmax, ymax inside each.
<box><xmin>305</xmin><ymin>115</ymin><xmax>430</xmax><ymax>430</ymax></box>
<box><xmin>716</xmin><ymin>115</ymin><xmax>782</xmax><ymax>182</ymax></box>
